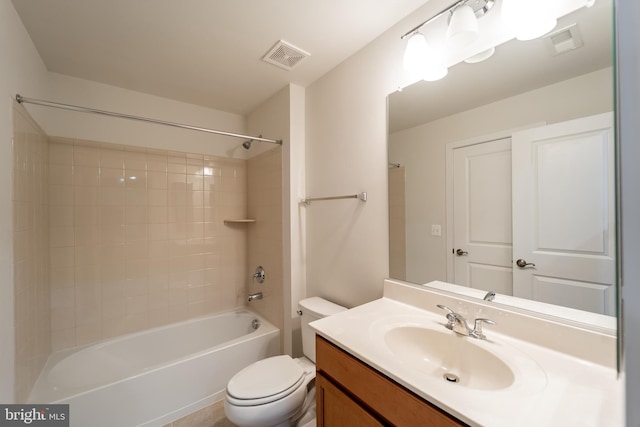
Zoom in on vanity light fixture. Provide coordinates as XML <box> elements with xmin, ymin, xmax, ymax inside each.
<box><xmin>401</xmin><ymin>0</ymin><xmax>495</xmax><ymax>81</ymax></box>
<box><xmin>401</xmin><ymin>0</ymin><xmax>596</xmax><ymax>83</ymax></box>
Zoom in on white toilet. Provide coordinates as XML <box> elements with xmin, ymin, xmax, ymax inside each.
<box><xmin>224</xmin><ymin>297</ymin><xmax>347</xmax><ymax>427</ymax></box>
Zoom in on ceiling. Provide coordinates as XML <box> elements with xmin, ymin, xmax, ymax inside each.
<box><xmin>12</xmin><ymin>0</ymin><xmax>428</xmax><ymax>115</ymax></box>
<box><xmin>389</xmin><ymin>0</ymin><xmax>613</xmax><ymax>133</ymax></box>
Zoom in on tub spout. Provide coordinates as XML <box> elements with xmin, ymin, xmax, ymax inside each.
<box><xmin>247</xmin><ymin>292</ymin><xmax>263</xmax><ymax>302</ymax></box>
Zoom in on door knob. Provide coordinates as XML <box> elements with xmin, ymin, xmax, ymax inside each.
<box><xmin>456</xmin><ymin>249</ymin><xmax>469</xmax><ymax>256</ymax></box>
<box><xmin>516</xmin><ymin>259</ymin><xmax>536</xmax><ymax>268</ymax></box>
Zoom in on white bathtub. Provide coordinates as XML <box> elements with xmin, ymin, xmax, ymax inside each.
<box><xmin>28</xmin><ymin>309</ymin><xmax>280</xmax><ymax>427</ymax></box>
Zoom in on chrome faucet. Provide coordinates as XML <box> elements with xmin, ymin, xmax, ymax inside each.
<box><xmin>247</xmin><ymin>292</ymin><xmax>263</xmax><ymax>302</ymax></box>
<box><xmin>483</xmin><ymin>291</ymin><xmax>496</xmax><ymax>302</ymax></box>
<box><xmin>436</xmin><ymin>304</ymin><xmax>495</xmax><ymax>340</ymax></box>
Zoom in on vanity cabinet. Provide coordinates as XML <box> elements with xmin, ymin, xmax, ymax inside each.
<box><xmin>315</xmin><ymin>336</ymin><xmax>467</xmax><ymax>427</ymax></box>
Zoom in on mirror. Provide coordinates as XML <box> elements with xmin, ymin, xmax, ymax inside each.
<box><xmin>388</xmin><ymin>0</ymin><xmax>615</xmax><ymax>327</ymax></box>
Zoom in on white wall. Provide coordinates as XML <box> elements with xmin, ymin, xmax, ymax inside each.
<box><xmin>0</xmin><ymin>1</ymin><xmax>51</xmax><ymax>403</ymax></box>
<box><xmin>390</xmin><ymin>68</ymin><xmax>613</xmax><ymax>284</ymax></box>
<box><xmin>304</xmin><ymin>1</ymin><xmax>489</xmax><ymax>307</ymax></box>
<box><xmin>304</xmin><ymin>1</ymin><xmax>423</xmax><ymax>308</ymax></box>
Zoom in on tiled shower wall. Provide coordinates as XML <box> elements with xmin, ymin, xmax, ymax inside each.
<box><xmin>12</xmin><ymin>103</ymin><xmax>51</xmax><ymax>402</ymax></box>
<box><xmin>49</xmin><ymin>138</ymin><xmax>248</xmax><ymax>351</ymax></box>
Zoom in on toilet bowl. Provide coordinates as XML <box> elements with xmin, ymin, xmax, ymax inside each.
<box><xmin>224</xmin><ymin>297</ymin><xmax>347</xmax><ymax>427</ymax></box>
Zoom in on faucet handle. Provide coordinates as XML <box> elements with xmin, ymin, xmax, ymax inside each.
<box><xmin>436</xmin><ymin>304</ymin><xmax>454</xmax><ymax>314</ymax></box>
<box><xmin>436</xmin><ymin>305</ymin><xmax>457</xmax><ymax>330</ymax></box>
<box><xmin>470</xmin><ymin>318</ymin><xmax>496</xmax><ymax>340</ymax></box>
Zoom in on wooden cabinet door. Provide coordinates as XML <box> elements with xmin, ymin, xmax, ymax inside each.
<box><xmin>316</xmin><ymin>372</ymin><xmax>383</xmax><ymax>427</ymax></box>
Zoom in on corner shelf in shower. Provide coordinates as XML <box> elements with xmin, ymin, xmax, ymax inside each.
<box><xmin>223</xmin><ymin>219</ymin><xmax>257</xmax><ymax>224</ymax></box>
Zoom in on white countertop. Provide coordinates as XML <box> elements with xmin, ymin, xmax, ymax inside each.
<box><xmin>311</xmin><ymin>294</ymin><xmax>624</xmax><ymax>427</ymax></box>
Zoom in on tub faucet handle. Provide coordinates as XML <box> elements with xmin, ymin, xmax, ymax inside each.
<box><xmin>251</xmin><ymin>266</ymin><xmax>265</xmax><ymax>283</ymax></box>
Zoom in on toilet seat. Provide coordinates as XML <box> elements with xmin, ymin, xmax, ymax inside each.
<box><xmin>226</xmin><ymin>355</ymin><xmax>305</xmax><ymax>406</ymax></box>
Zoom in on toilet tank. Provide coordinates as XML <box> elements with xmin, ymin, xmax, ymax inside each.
<box><xmin>299</xmin><ymin>297</ymin><xmax>347</xmax><ymax>363</ymax></box>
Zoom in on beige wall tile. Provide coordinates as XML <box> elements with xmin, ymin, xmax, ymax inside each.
<box><xmin>125</xmin><ymin>170</ymin><xmax>146</xmax><ymax>189</ymax></box>
<box><xmin>49</xmin><ymin>142</ymin><xmax>73</xmax><ymax>165</ymax></box>
<box><xmin>147</xmin><ymin>154</ymin><xmax>168</xmax><ymax>172</ymax></box>
<box><xmin>49</xmin><ymin>164</ymin><xmax>73</xmax><ymax>186</ymax></box>
<box><xmin>148</xmin><ymin>189</ymin><xmax>168</xmax><ymax>206</ymax></box>
<box><xmin>100</xmin><ymin>167</ymin><xmax>125</xmax><ymax>187</ymax></box>
<box><xmin>100</xmin><ymin>148</ymin><xmax>125</xmax><ymax>169</ymax></box>
<box><xmin>74</xmin><ymin>145</ymin><xmax>101</xmax><ymax>167</ymax></box>
<box><xmin>52</xmin><ymin>328</ymin><xmax>75</xmax><ymax>352</ymax></box>
<box><xmin>148</xmin><ymin>206</ymin><xmax>167</xmax><ymax>224</ymax></box>
<box><xmin>148</xmin><ymin>224</ymin><xmax>168</xmax><ymax>241</ymax></box>
<box><xmin>147</xmin><ymin>171</ymin><xmax>168</xmax><ymax>189</ymax></box>
<box><xmin>100</xmin><ymin>206</ymin><xmax>125</xmax><ymax>225</ymax></box>
<box><xmin>45</xmin><ymin>140</ymin><xmax>259</xmax><ymax>353</ymax></box>
<box><xmin>50</xmin><ymin>267</ymin><xmax>74</xmax><ymax>290</ymax></box>
<box><xmin>74</xmin><ymin>165</ymin><xmax>100</xmax><ymax>186</ymax></box>
<box><xmin>102</xmin><ymin>317</ymin><xmax>126</xmax><ymax>339</ymax></box>
<box><xmin>124</xmin><ymin>151</ymin><xmax>147</xmax><ymax>170</ymax></box>
<box><xmin>75</xmin><ymin>206</ymin><xmax>99</xmax><ymax>225</ymax></box>
<box><xmin>49</xmin><ymin>185</ymin><xmax>74</xmax><ymax>206</ymax></box>
<box><xmin>99</xmin><ymin>187</ymin><xmax>123</xmax><ymax>207</ymax></box>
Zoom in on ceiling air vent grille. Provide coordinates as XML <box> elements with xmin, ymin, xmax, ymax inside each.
<box><xmin>545</xmin><ymin>24</ymin><xmax>584</xmax><ymax>56</ymax></box>
<box><xmin>262</xmin><ymin>40</ymin><xmax>310</xmax><ymax>71</ymax></box>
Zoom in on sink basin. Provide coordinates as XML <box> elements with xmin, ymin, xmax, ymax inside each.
<box><xmin>384</xmin><ymin>326</ymin><xmax>515</xmax><ymax>390</ymax></box>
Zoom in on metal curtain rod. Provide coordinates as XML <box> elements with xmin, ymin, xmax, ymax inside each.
<box><xmin>302</xmin><ymin>192</ymin><xmax>367</xmax><ymax>205</ymax></box>
<box><xmin>15</xmin><ymin>94</ymin><xmax>283</xmax><ymax>145</ymax></box>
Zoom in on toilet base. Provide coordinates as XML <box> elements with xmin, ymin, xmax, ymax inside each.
<box><xmin>292</xmin><ymin>387</ymin><xmax>316</xmax><ymax>427</ymax></box>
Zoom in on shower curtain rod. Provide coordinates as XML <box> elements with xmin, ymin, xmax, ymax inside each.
<box><xmin>15</xmin><ymin>94</ymin><xmax>283</xmax><ymax>145</ymax></box>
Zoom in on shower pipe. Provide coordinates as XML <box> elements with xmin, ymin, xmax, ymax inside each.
<box><xmin>15</xmin><ymin>94</ymin><xmax>283</xmax><ymax>146</ymax></box>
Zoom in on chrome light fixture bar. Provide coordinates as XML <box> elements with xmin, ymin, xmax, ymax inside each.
<box><xmin>400</xmin><ymin>0</ymin><xmax>495</xmax><ymax>40</ymax></box>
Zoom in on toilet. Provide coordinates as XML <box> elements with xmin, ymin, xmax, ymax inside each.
<box><xmin>224</xmin><ymin>297</ymin><xmax>347</xmax><ymax>427</ymax></box>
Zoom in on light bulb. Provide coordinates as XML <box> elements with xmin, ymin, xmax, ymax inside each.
<box><xmin>403</xmin><ymin>32</ymin><xmax>429</xmax><ymax>74</ymax></box>
<box><xmin>403</xmin><ymin>32</ymin><xmax>448</xmax><ymax>82</ymax></box>
<box><xmin>502</xmin><ymin>0</ymin><xmax>557</xmax><ymax>41</ymax></box>
<box><xmin>447</xmin><ymin>5</ymin><xmax>479</xmax><ymax>48</ymax></box>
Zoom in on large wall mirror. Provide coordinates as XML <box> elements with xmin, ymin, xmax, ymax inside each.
<box><xmin>388</xmin><ymin>0</ymin><xmax>615</xmax><ymax>328</ymax></box>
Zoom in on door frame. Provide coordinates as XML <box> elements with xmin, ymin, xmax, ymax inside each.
<box><xmin>445</xmin><ymin>124</ymin><xmax>544</xmax><ymax>282</ymax></box>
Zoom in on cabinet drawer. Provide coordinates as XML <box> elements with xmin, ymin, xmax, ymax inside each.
<box><xmin>316</xmin><ymin>336</ymin><xmax>467</xmax><ymax>427</ymax></box>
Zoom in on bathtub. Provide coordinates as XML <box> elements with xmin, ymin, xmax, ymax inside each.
<box><xmin>28</xmin><ymin>309</ymin><xmax>280</xmax><ymax>427</ymax></box>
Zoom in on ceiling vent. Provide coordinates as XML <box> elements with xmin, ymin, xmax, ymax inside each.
<box><xmin>545</xmin><ymin>24</ymin><xmax>584</xmax><ymax>56</ymax></box>
<box><xmin>262</xmin><ymin>40</ymin><xmax>310</xmax><ymax>71</ymax></box>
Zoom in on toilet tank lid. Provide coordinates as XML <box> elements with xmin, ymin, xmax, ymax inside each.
<box><xmin>299</xmin><ymin>297</ymin><xmax>347</xmax><ymax>317</ymax></box>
